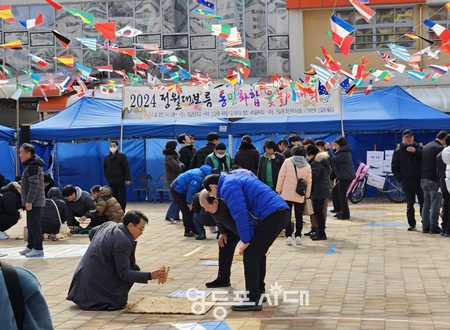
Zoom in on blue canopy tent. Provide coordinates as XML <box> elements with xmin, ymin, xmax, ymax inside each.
<box><xmin>29</xmin><ymin>97</ymin><xmax>230</xmax><ymax>201</ymax></box>
<box><xmin>0</xmin><ymin>124</ymin><xmax>14</xmax><ymax>141</ymax></box>
<box><xmin>31</xmin><ymin>97</ymin><xmax>230</xmax><ymax>141</ymax></box>
<box><xmin>230</xmin><ymin>86</ymin><xmax>450</xmax><ymax>135</ymax></box>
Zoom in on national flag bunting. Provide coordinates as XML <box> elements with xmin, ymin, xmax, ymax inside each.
<box><xmin>52</xmin><ymin>30</ymin><xmax>70</xmax><ymax>48</ymax></box>
<box><xmin>406</xmin><ymin>70</ymin><xmax>426</xmax><ymax>81</ymax></box>
<box><xmin>404</xmin><ymin>32</ymin><xmax>435</xmax><ymax>45</ymax></box>
<box><xmin>446</xmin><ymin>2</ymin><xmax>450</xmax><ymax>10</ymax></box>
<box><xmin>119</xmin><ymin>48</ymin><xmax>135</xmax><ymax>56</ymax></box>
<box><xmin>423</xmin><ymin>19</ymin><xmax>450</xmax><ymax>44</ymax></box>
<box><xmin>75</xmin><ymin>63</ymin><xmax>92</xmax><ymax>79</ymax></box>
<box><xmin>98</xmin><ymin>43</ymin><xmax>118</xmax><ymax>52</ymax></box>
<box><xmin>116</xmin><ymin>26</ymin><xmax>143</xmax><ymax>38</ymax></box>
<box><xmin>54</xmin><ymin>55</ymin><xmax>74</xmax><ymax>67</ymax></box>
<box><xmin>47</xmin><ymin>74</ymin><xmax>57</xmax><ymax>89</ymax></box>
<box><xmin>0</xmin><ymin>5</ymin><xmax>15</xmax><ymax>23</ymax></box>
<box><xmin>28</xmin><ymin>53</ymin><xmax>49</xmax><ymax>67</ymax></box>
<box><xmin>18</xmin><ymin>84</ymin><xmax>33</xmax><ymax>92</ymax></box>
<box><xmin>194</xmin><ymin>0</ymin><xmax>215</xmax><ymax>10</ymax></box>
<box><xmin>310</xmin><ymin>64</ymin><xmax>332</xmax><ymax>86</ymax></box>
<box><xmin>132</xmin><ymin>57</ymin><xmax>149</xmax><ymax>69</ymax></box>
<box><xmin>0</xmin><ymin>65</ymin><xmax>13</xmax><ymax>78</ymax></box>
<box><xmin>77</xmin><ymin>38</ymin><xmax>97</xmax><ymax>51</ymax></box>
<box><xmin>65</xmin><ymin>9</ymin><xmax>95</xmax><ymax>26</ymax></box>
<box><xmin>95</xmin><ymin>65</ymin><xmax>113</xmax><ymax>72</ymax></box>
<box><xmin>164</xmin><ymin>56</ymin><xmax>186</xmax><ymax>64</ymax></box>
<box><xmin>235</xmin><ymin>64</ymin><xmax>250</xmax><ymax>78</ymax></box>
<box><xmin>19</xmin><ymin>13</ymin><xmax>44</xmax><ymax>29</ymax></box>
<box><xmin>349</xmin><ymin>0</ymin><xmax>375</xmax><ymax>23</ymax></box>
<box><xmin>205</xmin><ymin>24</ymin><xmax>232</xmax><ymax>39</ymax></box>
<box><xmin>45</xmin><ymin>0</ymin><xmax>63</xmax><ymax>11</ymax></box>
<box><xmin>23</xmin><ymin>69</ymin><xmax>41</xmax><ymax>86</ymax></box>
<box><xmin>192</xmin><ymin>8</ymin><xmax>222</xmax><ymax>20</ymax></box>
<box><xmin>94</xmin><ymin>22</ymin><xmax>117</xmax><ymax>40</ymax></box>
<box><xmin>133</xmin><ymin>43</ymin><xmax>159</xmax><ymax>51</ymax></box>
<box><xmin>221</xmin><ymin>30</ymin><xmax>242</xmax><ymax>47</ymax></box>
<box><xmin>364</xmin><ymin>80</ymin><xmax>373</xmax><ymax>95</ymax></box>
<box><xmin>330</xmin><ymin>14</ymin><xmax>356</xmax><ymax>56</ymax></box>
<box><xmin>414</xmin><ymin>46</ymin><xmax>440</xmax><ymax>59</ymax></box>
<box><xmin>0</xmin><ymin>40</ymin><xmax>22</xmax><ymax>50</ymax></box>
<box><xmin>11</xmin><ymin>89</ymin><xmax>23</xmax><ymax>100</ymax></box>
<box><xmin>388</xmin><ymin>43</ymin><xmax>410</xmax><ymax>61</ymax></box>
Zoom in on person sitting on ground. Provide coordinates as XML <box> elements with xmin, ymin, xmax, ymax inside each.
<box><xmin>0</xmin><ymin>261</ymin><xmax>54</xmax><ymax>329</ymax></box>
<box><xmin>205</xmin><ymin>143</ymin><xmax>232</xmax><ymax>174</ymax></box>
<box><xmin>43</xmin><ymin>173</ymin><xmax>54</xmax><ymax>197</ymax></box>
<box><xmin>67</xmin><ymin>210</ymin><xmax>166</xmax><ymax>311</ymax></box>
<box><xmin>91</xmin><ymin>185</ymin><xmax>124</xmax><ymax>224</ymax></box>
<box><xmin>233</xmin><ymin>135</ymin><xmax>260</xmax><ymax>175</ymax></box>
<box><xmin>40</xmin><ymin>187</ymin><xmax>68</xmax><ymax>241</ymax></box>
<box><xmin>192</xmin><ymin>192</ymin><xmax>218</xmax><ymax>240</ymax></box>
<box><xmin>0</xmin><ymin>182</ymin><xmax>22</xmax><ymax>240</ymax></box>
<box><xmin>62</xmin><ymin>185</ymin><xmax>98</xmax><ymax>232</ymax></box>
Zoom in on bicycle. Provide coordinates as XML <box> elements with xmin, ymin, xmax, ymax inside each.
<box><xmin>347</xmin><ymin>161</ymin><xmax>406</xmax><ymax>204</ymax></box>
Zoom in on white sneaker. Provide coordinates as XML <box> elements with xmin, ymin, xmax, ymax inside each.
<box><xmin>286</xmin><ymin>237</ymin><xmax>292</xmax><ymax>245</ymax></box>
<box><xmin>0</xmin><ymin>231</ymin><xmax>9</xmax><ymax>240</ymax></box>
<box><xmin>296</xmin><ymin>236</ymin><xmax>301</xmax><ymax>245</ymax></box>
<box><xmin>25</xmin><ymin>249</ymin><xmax>44</xmax><ymax>258</ymax></box>
<box><xmin>210</xmin><ymin>226</ymin><xmax>218</xmax><ymax>234</ymax></box>
<box><xmin>19</xmin><ymin>247</ymin><xmax>32</xmax><ymax>255</ymax></box>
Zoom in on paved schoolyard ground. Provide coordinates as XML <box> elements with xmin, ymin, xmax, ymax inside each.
<box><xmin>1</xmin><ymin>198</ymin><xmax>450</xmax><ymax>330</ymax></box>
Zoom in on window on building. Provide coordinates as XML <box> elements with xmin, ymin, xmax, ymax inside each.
<box><xmin>335</xmin><ymin>6</ymin><xmax>415</xmax><ymax>52</ymax></box>
<box><xmin>428</xmin><ymin>5</ymin><xmax>450</xmax><ymax>46</ymax></box>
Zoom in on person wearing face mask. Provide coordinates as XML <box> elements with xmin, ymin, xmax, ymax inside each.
<box><xmin>205</xmin><ymin>143</ymin><xmax>232</xmax><ymax>174</ymax></box>
<box><xmin>104</xmin><ymin>140</ymin><xmax>131</xmax><ymax>212</ymax></box>
<box><xmin>257</xmin><ymin>139</ymin><xmax>286</xmax><ymax>190</ymax></box>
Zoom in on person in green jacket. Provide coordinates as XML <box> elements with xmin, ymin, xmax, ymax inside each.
<box><xmin>205</xmin><ymin>143</ymin><xmax>232</xmax><ymax>174</ymax></box>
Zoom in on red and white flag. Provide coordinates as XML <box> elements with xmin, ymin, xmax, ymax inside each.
<box><xmin>28</xmin><ymin>53</ymin><xmax>49</xmax><ymax>67</ymax></box>
<box><xmin>47</xmin><ymin>74</ymin><xmax>57</xmax><ymax>89</ymax></box>
<box><xmin>349</xmin><ymin>0</ymin><xmax>375</xmax><ymax>23</ymax></box>
<box><xmin>223</xmin><ymin>31</ymin><xmax>242</xmax><ymax>47</ymax></box>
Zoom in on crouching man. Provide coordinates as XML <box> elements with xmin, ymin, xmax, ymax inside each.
<box><xmin>67</xmin><ymin>210</ymin><xmax>166</xmax><ymax>311</ymax></box>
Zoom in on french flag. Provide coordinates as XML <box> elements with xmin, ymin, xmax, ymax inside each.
<box><xmin>424</xmin><ymin>19</ymin><xmax>450</xmax><ymax>44</ymax></box>
<box><xmin>330</xmin><ymin>15</ymin><xmax>356</xmax><ymax>56</ymax></box>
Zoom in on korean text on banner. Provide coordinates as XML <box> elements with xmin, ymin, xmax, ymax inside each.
<box><xmin>122</xmin><ymin>85</ymin><xmax>342</xmax><ymax>119</ymax></box>
<box><xmin>367</xmin><ymin>174</ymin><xmax>386</xmax><ymax>190</ymax></box>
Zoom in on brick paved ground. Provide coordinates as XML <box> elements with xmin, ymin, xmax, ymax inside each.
<box><xmin>1</xmin><ymin>197</ymin><xmax>450</xmax><ymax>330</ymax></box>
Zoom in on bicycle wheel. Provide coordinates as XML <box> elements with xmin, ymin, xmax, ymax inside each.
<box><xmin>349</xmin><ymin>179</ymin><xmax>367</xmax><ymax>204</ymax></box>
<box><xmin>384</xmin><ymin>176</ymin><xmax>406</xmax><ymax>203</ymax></box>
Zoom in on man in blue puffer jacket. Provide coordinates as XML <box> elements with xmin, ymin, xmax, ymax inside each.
<box><xmin>203</xmin><ymin>173</ymin><xmax>290</xmax><ymax>311</ymax></box>
<box><xmin>170</xmin><ymin>165</ymin><xmax>212</xmax><ymax>237</ymax></box>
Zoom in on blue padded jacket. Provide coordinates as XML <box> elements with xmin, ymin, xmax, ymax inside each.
<box><xmin>171</xmin><ymin>165</ymin><xmax>212</xmax><ymax>204</ymax></box>
<box><xmin>216</xmin><ymin>174</ymin><xmax>289</xmax><ymax>243</ymax></box>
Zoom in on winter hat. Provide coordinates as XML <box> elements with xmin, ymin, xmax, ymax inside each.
<box><xmin>307</xmin><ymin>145</ymin><xmax>320</xmax><ymax>156</ymax></box>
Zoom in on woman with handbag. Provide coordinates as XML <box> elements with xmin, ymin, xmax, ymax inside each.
<box><xmin>276</xmin><ymin>146</ymin><xmax>312</xmax><ymax>245</ymax></box>
<box><xmin>40</xmin><ymin>187</ymin><xmax>68</xmax><ymax>241</ymax></box>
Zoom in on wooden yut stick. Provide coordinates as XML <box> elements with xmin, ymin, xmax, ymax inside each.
<box><xmin>163</xmin><ymin>266</ymin><xmax>170</xmax><ymax>284</ymax></box>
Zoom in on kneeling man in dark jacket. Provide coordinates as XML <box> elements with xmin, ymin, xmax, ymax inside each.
<box><xmin>203</xmin><ymin>174</ymin><xmax>290</xmax><ymax>311</ymax></box>
<box><xmin>67</xmin><ymin>210</ymin><xmax>166</xmax><ymax>311</ymax></box>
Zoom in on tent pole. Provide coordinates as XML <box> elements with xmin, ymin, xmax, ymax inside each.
<box><xmin>120</xmin><ymin>87</ymin><xmax>124</xmax><ymax>151</ymax></box>
<box><xmin>15</xmin><ymin>76</ymin><xmax>19</xmax><ymax>178</ymax></box>
<box><xmin>339</xmin><ymin>93</ymin><xmax>345</xmax><ymax>137</ymax></box>
<box><xmin>228</xmin><ymin>134</ymin><xmax>233</xmax><ymax>157</ymax></box>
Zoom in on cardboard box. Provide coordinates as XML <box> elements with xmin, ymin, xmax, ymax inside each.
<box><xmin>383</xmin><ymin>161</ymin><xmax>392</xmax><ymax>173</ymax></box>
<box><xmin>367</xmin><ymin>151</ymin><xmax>384</xmax><ymax>163</ymax></box>
<box><xmin>384</xmin><ymin>150</ymin><xmax>394</xmax><ymax>161</ymax></box>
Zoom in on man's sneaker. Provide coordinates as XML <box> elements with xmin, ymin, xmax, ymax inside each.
<box><xmin>165</xmin><ymin>217</ymin><xmax>177</xmax><ymax>224</ymax></box>
<box><xmin>430</xmin><ymin>228</ymin><xmax>441</xmax><ymax>234</ymax></box>
<box><xmin>19</xmin><ymin>247</ymin><xmax>32</xmax><ymax>255</ymax></box>
<box><xmin>445</xmin><ymin>233</ymin><xmax>450</xmax><ymax>237</ymax></box>
<box><xmin>295</xmin><ymin>236</ymin><xmax>301</xmax><ymax>245</ymax></box>
<box><xmin>25</xmin><ymin>249</ymin><xmax>44</xmax><ymax>258</ymax></box>
<box><xmin>408</xmin><ymin>227</ymin><xmax>417</xmax><ymax>231</ymax></box>
<box><xmin>195</xmin><ymin>233</ymin><xmax>206</xmax><ymax>240</ymax></box>
<box><xmin>286</xmin><ymin>237</ymin><xmax>292</xmax><ymax>245</ymax></box>
<box><xmin>0</xmin><ymin>231</ymin><xmax>9</xmax><ymax>240</ymax></box>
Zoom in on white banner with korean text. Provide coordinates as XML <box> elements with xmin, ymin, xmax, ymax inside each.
<box><xmin>122</xmin><ymin>85</ymin><xmax>341</xmax><ymax>119</ymax></box>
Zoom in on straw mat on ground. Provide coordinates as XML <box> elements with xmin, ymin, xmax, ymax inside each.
<box><xmin>124</xmin><ymin>296</ymin><xmax>214</xmax><ymax>314</ymax></box>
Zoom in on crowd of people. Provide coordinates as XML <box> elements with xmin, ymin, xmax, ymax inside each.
<box><xmin>3</xmin><ymin>129</ymin><xmax>450</xmax><ymax>315</ymax></box>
